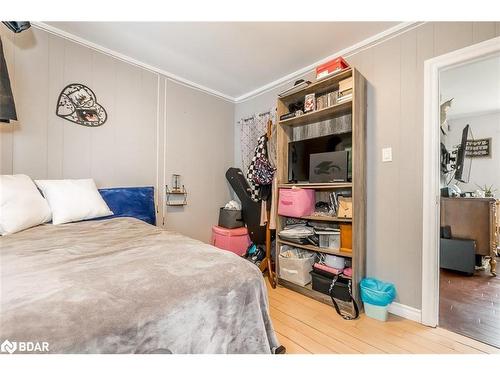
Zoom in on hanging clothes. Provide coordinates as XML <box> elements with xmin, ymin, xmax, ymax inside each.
<box><xmin>239</xmin><ymin>109</ymin><xmax>277</xmax><ymax>229</ymax></box>
<box><xmin>239</xmin><ymin>116</ymin><xmax>266</xmax><ymax>174</ymax></box>
<box><xmin>247</xmin><ymin>134</ymin><xmax>270</xmax><ymax>202</ymax></box>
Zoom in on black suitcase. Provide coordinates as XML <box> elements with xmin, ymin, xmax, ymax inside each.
<box><xmin>218</xmin><ymin>208</ymin><xmax>244</xmax><ymax>229</ymax></box>
<box><xmin>225</xmin><ymin>168</ymin><xmax>266</xmax><ymax>245</ymax></box>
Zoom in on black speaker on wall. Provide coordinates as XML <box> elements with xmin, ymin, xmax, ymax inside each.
<box><xmin>0</xmin><ymin>21</ymin><xmax>31</xmax><ymax>123</ymax></box>
<box><xmin>2</xmin><ymin>22</ymin><xmax>31</xmax><ymax>33</ymax></box>
<box><xmin>0</xmin><ymin>38</ymin><xmax>17</xmax><ymax>123</ymax></box>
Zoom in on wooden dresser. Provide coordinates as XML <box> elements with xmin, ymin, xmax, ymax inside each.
<box><xmin>440</xmin><ymin>197</ymin><xmax>497</xmax><ymax>276</ymax></box>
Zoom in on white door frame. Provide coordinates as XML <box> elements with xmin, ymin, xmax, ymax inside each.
<box><xmin>421</xmin><ymin>36</ymin><xmax>500</xmax><ymax>327</ymax></box>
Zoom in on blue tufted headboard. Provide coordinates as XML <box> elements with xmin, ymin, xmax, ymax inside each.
<box><xmin>98</xmin><ymin>186</ymin><xmax>156</xmax><ymax>225</ymax></box>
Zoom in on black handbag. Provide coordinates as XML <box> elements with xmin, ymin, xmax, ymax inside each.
<box><xmin>328</xmin><ymin>275</ymin><xmax>359</xmax><ymax>320</ymax></box>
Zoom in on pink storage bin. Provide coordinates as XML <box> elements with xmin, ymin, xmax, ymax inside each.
<box><xmin>211</xmin><ymin>225</ymin><xmax>251</xmax><ymax>256</ymax></box>
<box><xmin>278</xmin><ymin>188</ymin><xmax>315</xmax><ymax>218</ymax></box>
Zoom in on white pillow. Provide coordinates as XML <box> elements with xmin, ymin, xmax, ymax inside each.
<box><xmin>0</xmin><ymin>174</ymin><xmax>52</xmax><ymax>235</ymax></box>
<box><xmin>35</xmin><ymin>179</ymin><xmax>113</xmax><ymax>225</ymax></box>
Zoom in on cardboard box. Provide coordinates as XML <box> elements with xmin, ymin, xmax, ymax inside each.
<box><xmin>316</xmin><ymin>57</ymin><xmax>349</xmax><ymax>80</ymax></box>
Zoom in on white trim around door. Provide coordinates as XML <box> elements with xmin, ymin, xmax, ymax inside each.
<box><xmin>421</xmin><ymin>36</ymin><xmax>500</xmax><ymax>327</ymax></box>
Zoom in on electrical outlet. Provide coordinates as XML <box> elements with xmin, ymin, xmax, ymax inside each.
<box><xmin>382</xmin><ymin>147</ymin><xmax>393</xmax><ymax>162</ymax></box>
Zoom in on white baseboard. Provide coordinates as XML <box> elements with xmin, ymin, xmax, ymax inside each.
<box><xmin>388</xmin><ymin>302</ymin><xmax>422</xmax><ymax>323</ymax></box>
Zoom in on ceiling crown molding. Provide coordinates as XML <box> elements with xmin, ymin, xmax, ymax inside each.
<box><xmin>234</xmin><ymin>21</ymin><xmax>424</xmax><ymax>103</ymax></box>
<box><xmin>31</xmin><ymin>21</ymin><xmax>236</xmax><ymax>102</ymax></box>
<box><xmin>32</xmin><ymin>21</ymin><xmax>424</xmax><ymax>104</ymax></box>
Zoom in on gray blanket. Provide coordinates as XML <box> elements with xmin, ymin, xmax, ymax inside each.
<box><xmin>0</xmin><ymin>218</ymin><xmax>278</xmax><ymax>354</ymax></box>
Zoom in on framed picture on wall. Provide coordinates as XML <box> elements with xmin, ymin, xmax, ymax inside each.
<box><xmin>465</xmin><ymin>138</ymin><xmax>491</xmax><ymax>158</ymax></box>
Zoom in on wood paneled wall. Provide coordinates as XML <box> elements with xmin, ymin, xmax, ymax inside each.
<box><xmin>164</xmin><ymin>80</ymin><xmax>234</xmax><ymax>242</ymax></box>
<box><xmin>0</xmin><ymin>26</ymin><xmax>234</xmax><ymax>242</ymax></box>
<box><xmin>234</xmin><ymin>22</ymin><xmax>500</xmax><ymax>309</ymax></box>
<box><xmin>0</xmin><ymin>27</ymin><xmax>158</xmax><ymax>187</ymax></box>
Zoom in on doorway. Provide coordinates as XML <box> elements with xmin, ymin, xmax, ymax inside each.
<box><xmin>422</xmin><ymin>36</ymin><xmax>500</xmax><ymax>347</ymax></box>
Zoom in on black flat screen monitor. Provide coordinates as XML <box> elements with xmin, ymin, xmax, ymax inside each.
<box><xmin>454</xmin><ymin>124</ymin><xmax>470</xmax><ymax>183</ymax></box>
<box><xmin>288</xmin><ymin>134</ymin><xmax>344</xmax><ymax>182</ymax></box>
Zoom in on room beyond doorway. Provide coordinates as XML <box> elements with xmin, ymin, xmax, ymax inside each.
<box><xmin>439</xmin><ymin>268</ymin><xmax>500</xmax><ymax>348</ymax></box>
<box><xmin>437</xmin><ymin>53</ymin><xmax>500</xmax><ymax>347</ymax></box>
<box><xmin>422</xmin><ymin>37</ymin><xmax>500</xmax><ymax>345</ymax></box>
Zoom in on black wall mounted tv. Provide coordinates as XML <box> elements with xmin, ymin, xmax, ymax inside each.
<box><xmin>288</xmin><ymin>134</ymin><xmax>351</xmax><ymax>183</ymax></box>
<box><xmin>454</xmin><ymin>124</ymin><xmax>471</xmax><ymax>183</ymax></box>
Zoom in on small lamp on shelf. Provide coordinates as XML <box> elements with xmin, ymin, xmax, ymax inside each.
<box><xmin>171</xmin><ymin>174</ymin><xmax>181</xmax><ymax>193</ymax></box>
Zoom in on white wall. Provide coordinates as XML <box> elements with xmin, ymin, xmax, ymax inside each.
<box><xmin>0</xmin><ymin>26</ymin><xmax>234</xmax><ymax>242</ymax></box>
<box><xmin>163</xmin><ymin>80</ymin><xmax>234</xmax><ymax>242</ymax></box>
<box><xmin>444</xmin><ymin>112</ymin><xmax>500</xmax><ymax>192</ymax></box>
<box><xmin>234</xmin><ymin>22</ymin><xmax>500</xmax><ymax>310</ymax></box>
<box><xmin>0</xmin><ymin>28</ymin><xmax>158</xmax><ymax>187</ymax></box>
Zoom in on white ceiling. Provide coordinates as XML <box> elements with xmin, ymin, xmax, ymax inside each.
<box><xmin>46</xmin><ymin>22</ymin><xmax>399</xmax><ymax>100</ymax></box>
<box><xmin>440</xmin><ymin>54</ymin><xmax>500</xmax><ymax>119</ymax></box>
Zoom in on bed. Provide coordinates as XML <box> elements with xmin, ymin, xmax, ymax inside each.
<box><xmin>0</xmin><ymin>187</ymin><xmax>279</xmax><ymax>354</ymax></box>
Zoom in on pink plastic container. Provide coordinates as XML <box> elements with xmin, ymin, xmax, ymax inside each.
<box><xmin>278</xmin><ymin>188</ymin><xmax>315</xmax><ymax>218</ymax></box>
<box><xmin>211</xmin><ymin>225</ymin><xmax>251</xmax><ymax>256</ymax></box>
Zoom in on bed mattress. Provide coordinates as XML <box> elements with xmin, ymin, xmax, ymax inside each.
<box><xmin>0</xmin><ymin>218</ymin><xmax>278</xmax><ymax>353</ymax></box>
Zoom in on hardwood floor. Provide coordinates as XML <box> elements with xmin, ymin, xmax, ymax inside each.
<box><xmin>266</xmin><ymin>279</ymin><xmax>500</xmax><ymax>354</ymax></box>
<box><xmin>439</xmin><ymin>265</ymin><xmax>500</xmax><ymax>349</ymax></box>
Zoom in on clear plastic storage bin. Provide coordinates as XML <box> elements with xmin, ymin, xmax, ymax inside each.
<box><xmin>316</xmin><ymin>229</ymin><xmax>340</xmax><ymax>249</ymax></box>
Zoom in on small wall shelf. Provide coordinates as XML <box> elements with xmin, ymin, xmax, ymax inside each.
<box><xmin>166</xmin><ymin>185</ymin><xmax>188</xmax><ymax>206</ymax></box>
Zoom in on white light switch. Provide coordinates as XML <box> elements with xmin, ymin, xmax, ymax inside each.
<box><xmin>382</xmin><ymin>147</ymin><xmax>393</xmax><ymax>162</ymax></box>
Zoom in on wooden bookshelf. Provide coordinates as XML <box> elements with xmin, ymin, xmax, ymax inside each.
<box><xmin>278</xmin><ymin>182</ymin><xmax>352</xmax><ymax>189</ymax></box>
<box><xmin>278</xmin><ymin>68</ymin><xmax>353</xmax><ymax>103</ymax></box>
<box><xmin>277</xmin><ymin>278</ymin><xmax>357</xmax><ymax>310</ymax></box>
<box><xmin>278</xmin><ymin>278</ymin><xmax>332</xmax><ymax>305</ymax></box>
<box><xmin>277</xmin><ymin>239</ymin><xmax>353</xmax><ymax>258</ymax></box>
<box><xmin>279</xmin><ymin>100</ymin><xmax>352</xmax><ymax>127</ymax></box>
<box><xmin>300</xmin><ymin>215</ymin><xmax>352</xmax><ymax>223</ymax></box>
<box><xmin>275</xmin><ymin>68</ymin><xmax>367</xmax><ymax>307</ymax></box>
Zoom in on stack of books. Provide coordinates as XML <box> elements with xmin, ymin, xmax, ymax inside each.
<box><xmin>337</xmin><ymin>77</ymin><xmax>353</xmax><ymax>103</ymax></box>
<box><xmin>337</xmin><ymin>89</ymin><xmax>352</xmax><ymax>103</ymax></box>
<box><xmin>316</xmin><ymin>90</ymin><xmax>339</xmax><ymax>110</ymax></box>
